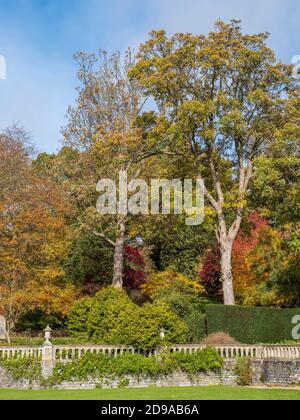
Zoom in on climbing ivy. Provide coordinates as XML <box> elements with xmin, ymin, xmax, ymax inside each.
<box><xmin>0</xmin><ymin>358</ymin><xmax>42</xmax><ymax>385</ymax></box>
<box><xmin>48</xmin><ymin>348</ymin><xmax>223</xmax><ymax>386</ymax></box>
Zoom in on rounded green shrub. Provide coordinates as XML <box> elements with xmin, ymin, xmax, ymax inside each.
<box><xmin>68</xmin><ymin>297</ymin><xmax>94</xmax><ymax>340</ymax></box>
<box><xmin>67</xmin><ymin>287</ymin><xmax>188</xmax><ymax>349</ymax></box>
<box><xmin>87</xmin><ymin>288</ymin><xmax>138</xmax><ymax>345</ymax></box>
<box><xmin>130</xmin><ymin>301</ymin><xmax>188</xmax><ymax>350</ymax></box>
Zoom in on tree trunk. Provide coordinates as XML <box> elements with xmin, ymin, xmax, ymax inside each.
<box><xmin>4</xmin><ymin>318</ymin><xmax>11</xmax><ymax>345</ymax></box>
<box><xmin>220</xmin><ymin>240</ymin><xmax>236</xmax><ymax>306</ymax></box>
<box><xmin>112</xmin><ymin>219</ymin><xmax>126</xmax><ymax>289</ymax></box>
<box><xmin>5</xmin><ymin>331</ymin><xmax>11</xmax><ymax>345</ymax></box>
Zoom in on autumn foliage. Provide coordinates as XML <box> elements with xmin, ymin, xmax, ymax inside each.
<box><xmin>123</xmin><ymin>245</ymin><xmax>146</xmax><ymax>289</ymax></box>
<box><xmin>200</xmin><ymin>213</ymin><xmax>268</xmax><ymax>302</ymax></box>
<box><xmin>0</xmin><ymin>132</ymin><xmax>76</xmax><ymax>340</ymax></box>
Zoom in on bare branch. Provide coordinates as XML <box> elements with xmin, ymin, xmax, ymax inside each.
<box><xmin>78</xmin><ymin>219</ymin><xmax>116</xmax><ymax>247</ymax></box>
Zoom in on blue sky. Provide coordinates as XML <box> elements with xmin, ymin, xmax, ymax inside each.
<box><xmin>0</xmin><ymin>0</ymin><xmax>299</xmax><ymax>153</ymax></box>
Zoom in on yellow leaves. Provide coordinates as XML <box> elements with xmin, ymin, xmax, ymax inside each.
<box><xmin>220</xmin><ymin>108</ymin><xmax>246</xmax><ymax>136</ymax></box>
<box><xmin>92</xmin><ymin>126</ymin><xmax>144</xmax><ymax>168</ymax></box>
<box><xmin>24</xmin><ymin>282</ymin><xmax>77</xmax><ymax>318</ymax></box>
<box><xmin>204</xmin><ymin>207</ymin><xmax>215</xmax><ymax>217</ymax></box>
<box><xmin>223</xmin><ymin>189</ymin><xmax>247</xmax><ymax>210</ymax></box>
<box><xmin>40</xmin><ymin>239</ymin><xmax>70</xmax><ymax>263</ymax></box>
<box><xmin>33</xmin><ymin>266</ymin><xmax>66</xmax><ymax>282</ymax></box>
<box><xmin>180</xmin><ymin>100</ymin><xmax>206</xmax><ymax>117</ymax></box>
<box><xmin>247</xmin><ymin>89</ymin><xmax>275</xmax><ymax>109</ymax></box>
<box><xmin>141</xmin><ymin>269</ymin><xmax>205</xmax><ymax>299</ymax></box>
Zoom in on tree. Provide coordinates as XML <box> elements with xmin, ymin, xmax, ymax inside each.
<box><xmin>200</xmin><ymin>213</ymin><xmax>267</xmax><ymax>300</ymax></box>
<box><xmin>231</xmin><ymin>213</ymin><xmax>268</xmax><ymax>301</ymax></box>
<box><xmin>242</xmin><ymin>224</ymin><xmax>300</xmax><ymax>308</ymax></box>
<box><xmin>130</xmin><ymin>20</ymin><xmax>300</xmax><ymax>304</ymax></box>
<box><xmin>251</xmin><ymin>111</ymin><xmax>300</xmax><ymax>227</ymax></box>
<box><xmin>63</xmin><ymin>231</ymin><xmax>114</xmax><ymax>293</ymax></box>
<box><xmin>0</xmin><ymin>129</ymin><xmax>75</xmax><ymax>342</ymax></box>
<box><xmin>200</xmin><ymin>215</ymin><xmax>300</xmax><ymax>308</ymax></box>
<box><xmin>62</xmin><ymin>51</ymin><xmax>154</xmax><ymax>289</ymax></box>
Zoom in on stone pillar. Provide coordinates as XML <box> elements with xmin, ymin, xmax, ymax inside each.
<box><xmin>41</xmin><ymin>325</ymin><xmax>55</xmax><ymax>379</ymax></box>
<box><xmin>42</xmin><ymin>343</ymin><xmax>55</xmax><ymax>379</ymax></box>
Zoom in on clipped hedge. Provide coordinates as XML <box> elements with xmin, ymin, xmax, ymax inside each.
<box><xmin>206</xmin><ymin>305</ymin><xmax>300</xmax><ymax>344</ymax></box>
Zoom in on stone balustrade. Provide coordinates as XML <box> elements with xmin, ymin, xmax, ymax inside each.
<box><xmin>0</xmin><ymin>342</ymin><xmax>299</xmax><ymax>380</ymax></box>
<box><xmin>0</xmin><ymin>347</ymin><xmax>42</xmax><ymax>360</ymax></box>
<box><xmin>0</xmin><ymin>344</ymin><xmax>299</xmax><ymax>363</ymax></box>
<box><xmin>169</xmin><ymin>344</ymin><xmax>300</xmax><ymax>360</ymax></box>
<box><xmin>53</xmin><ymin>345</ymin><xmax>156</xmax><ymax>363</ymax></box>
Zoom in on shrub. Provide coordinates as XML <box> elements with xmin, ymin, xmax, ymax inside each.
<box><xmin>184</xmin><ymin>312</ymin><xmax>207</xmax><ymax>343</ymax></box>
<box><xmin>68</xmin><ymin>287</ymin><xmax>188</xmax><ymax>349</ymax></box>
<box><xmin>206</xmin><ymin>304</ymin><xmax>300</xmax><ymax>344</ymax></box>
<box><xmin>141</xmin><ymin>270</ymin><xmax>205</xmax><ymax>299</ymax></box>
<box><xmin>173</xmin><ymin>347</ymin><xmax>223</xmax><ymax>375</ymax></box>
<box><xmin>16</xmin><ymin>310</ymin><xmax>66</xmax><ymax>331</ymax></box>
<box><xmin>86</xmin><ymin>288</ymin><xmax>138</xmax><ymax>345</ymax></box>
<box><xmin>68</xmin><ymin>297</ymin><xmax>94</xmax><ymax>340</ymax></box>
<box><xmin>132</xmin><ymin>301</ymin><xmax>188</xmax><ymax>350</ymax></box>
<box><xmin>234</xmin><ymin>357</ymin><xmax>253</xmax><ymax>386</ymax></box>
<box><xmin>149</xmin><ymin>275</ymin><xmax>209</xmax><ymax>343</ymax></box>
<box><xmin>202</xmin><ymin>332</ymin><xmax>240</xmax><ymax>346</ymax></box>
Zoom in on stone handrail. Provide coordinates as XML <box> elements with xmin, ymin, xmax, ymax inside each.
<box><xmin>0</xmin><ymin>347</ymin><xmax>42</xmax><ymax>360</ymax></box>
<box><xmin>0</xmin><ymin>343</ymin><xmax>299</xmax><ymax>379</ymax></box>
<box><xmin>169</xmin><ymin>344</ymin><xmax>300</xmax><ymax>360</ymax></box>
<box><xmin>0</xmin><ymin>344</ymin><xmax>299</xmax><ymax>362</ymax></box>
<box><xmin>53</xmin><ymin>345</ymin><xmax>155</xmax><ymax>363</ymax></box>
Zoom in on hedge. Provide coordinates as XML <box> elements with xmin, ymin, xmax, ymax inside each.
<box><xmin>206</xmin><ymin>305</ymin><xmax>300</xmax><ymax>344</ymax></box>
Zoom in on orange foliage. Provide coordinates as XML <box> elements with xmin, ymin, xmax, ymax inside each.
<box><xmin>232</xmin><ymin>213</ymin><xmax>268</xmax><ymax>302</ymax></box>
<box><xmin>0</xmin><ymin>133</ymin><xmax>76</xmax><ymax>335</ymax></box>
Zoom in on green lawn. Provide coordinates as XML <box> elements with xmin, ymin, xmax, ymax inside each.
<box><xmin>0</xmin><ymin>386</ymin><xmax>299</xmax><ymax>400</ymax></box>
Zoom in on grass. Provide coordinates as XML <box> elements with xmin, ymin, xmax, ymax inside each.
<box><xmin>0</xmin><ymin>386</ymin><xmax>299</xmax><ymax>400</ymax></box>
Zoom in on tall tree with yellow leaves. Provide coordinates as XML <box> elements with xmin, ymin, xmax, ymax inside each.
<box><xmin>130</xmin><ymin>20</ymin><xmax>300</xmax><ymax>305</ymax></box>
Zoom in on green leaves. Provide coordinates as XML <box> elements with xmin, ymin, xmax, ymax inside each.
<box><xmin>50</xmin><ymin>348</ymin><xmax>223</xmax><ymax>385</ymax></box>
<box><xmin>0</xmin><ymin>358</ymin><xmax>42</xmax><ymax>384</ymax></box>
<box><xmin>68</xmin><ymin>287</ymin><xmax>188</xmax><ymax>350</ymax></box>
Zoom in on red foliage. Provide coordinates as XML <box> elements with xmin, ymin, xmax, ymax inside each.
<box><xmin>233</xmin><ymin>212</ymin><xmax>268</xmax><ymax>257</ymax></box>
<box><xmin>123</xmin><ymin>245</ymin><xmax>146</xmax><ymax>289</ymax></box>
<box><xmin>199</xmin><ymin>244</ymin><xmax>222</xmax><ymax>297</ymax></box>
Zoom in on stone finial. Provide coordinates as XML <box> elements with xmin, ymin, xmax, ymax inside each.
<box><xmin>43</xmin><ymin>325</ymin><xmax>52</xmax><ymax>345</ymax></box>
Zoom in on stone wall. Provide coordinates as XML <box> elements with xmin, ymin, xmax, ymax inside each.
<box><xmin>252</xmin><ymin>360</ymin><xmax>300</xmax><ymax>386</ymax></box>
<box><xmin>0</xmin><ymin>366</ymin><xmax>35</xmax><ymax>389</ymax></box>
<box><xmin>0</xmin><ymin>360</ymin><xmax>299</xmax><ymax>389</ymax></box>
